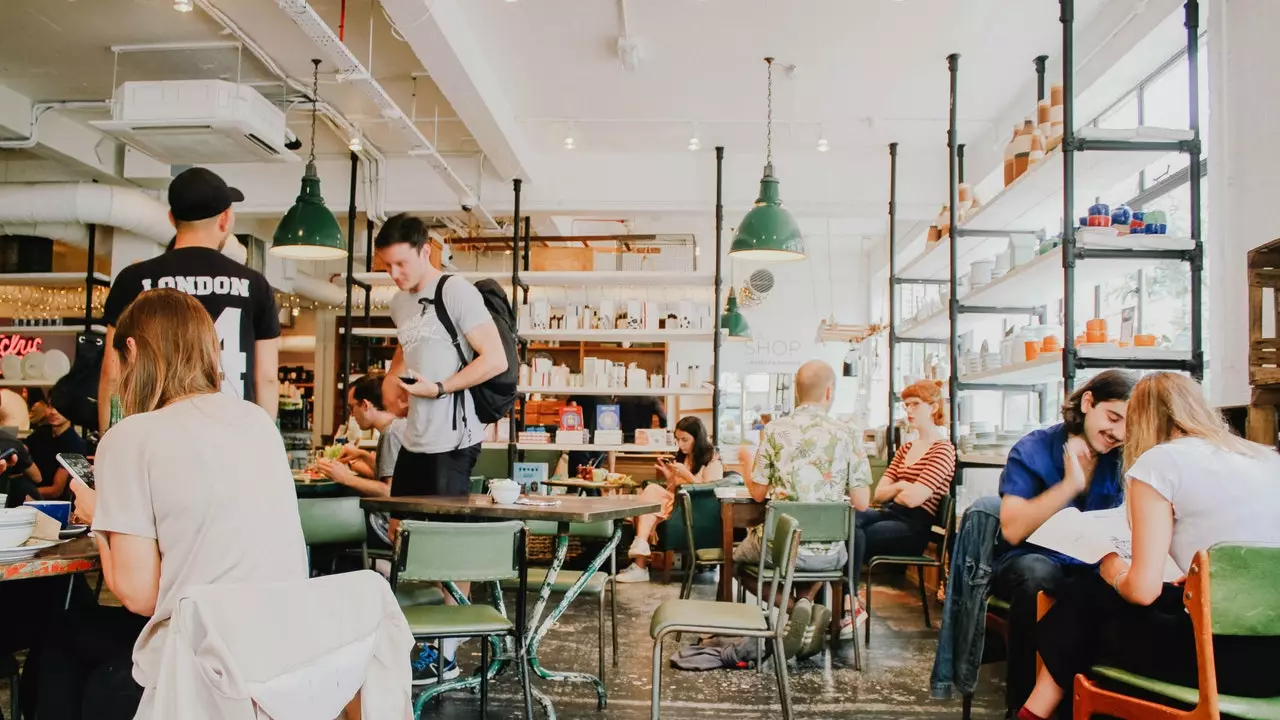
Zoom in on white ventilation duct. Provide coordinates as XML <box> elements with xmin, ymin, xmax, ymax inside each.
<box><xmin>0</xmin><ymin>223</ymin><xmax>90</xmax><ymax>245</ymax></box>
<box><xmin>0</xmin><ymin>183</ymin><xmax>172</xmax><ymax>244</ymax></box>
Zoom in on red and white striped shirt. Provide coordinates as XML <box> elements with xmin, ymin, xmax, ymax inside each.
<box><xmin>883</xmin><ymin>440</ymin><xmax>956</xmax><ymax>516</ymax></box>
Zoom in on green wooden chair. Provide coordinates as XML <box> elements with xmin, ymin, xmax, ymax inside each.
<box><xmin>736</xmin><ymin>501</ymin><xmax>862</xmax><ymax>669</ymax></box>
<box><xmin>649</xmin><ymin>512</ymin><xmax>803</xmax><ymax>720</ymax></box>
<box><xmin>675</xmin><ymin>487</ymin><xmax>726</xmax><ymax>600</ymax></box>
<box><xmin>297</xmin><ymin>496</ymin><xmax>368</xmax><ymax>573</ymax></box>
<box><xmin>500</xmin><ymin>519</ymin><xmax>618</xmax><ymax>688</ymax></box>
<box><xmin>392</xmin><ymin>520</ymin><xmax>533</xmax><ymax>719</ymax></box>
<box><xmin>1073</xmin><ymin>543</ymin><xmax>1280</xmax><ymax>720</ymax></box>
<box><xmin>865</xmin><ymin>493</ymin><xmax>955</xmax><ymax>645</ymax></box>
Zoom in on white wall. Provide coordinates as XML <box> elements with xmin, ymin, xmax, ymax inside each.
<box><xmin>1207</xmin><ymin>0</ymin><xmax>1275</xmax><ymax>406</ymax></box>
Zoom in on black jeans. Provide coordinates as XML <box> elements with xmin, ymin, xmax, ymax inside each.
<box><xmin>852</xmin><ymin>507</ymin><xmax>932</xmax><ymax>596</ymax></box>
<box><xmin>1038</xmin><ymin>573</ymin><xmax>1280</xmax><ymax>717</ymax></box>
<box><xmin>24</xmin><ymin>604</ymin><xmax>148</xmax><ymax>720</ymax></box>
<box><xmin>992</xmin><ymin>552</ymin><xmax>1085</xmax><ymax>712</ymax></box>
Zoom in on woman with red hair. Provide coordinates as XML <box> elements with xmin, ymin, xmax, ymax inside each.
<box><xmin>843</xmin><ymin>379</ymin><xmax>955</xmax><ymax>635</ymax></box>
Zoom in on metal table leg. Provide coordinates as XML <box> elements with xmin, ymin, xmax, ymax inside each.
<box><xmin>525</xmin><ymin>522</ymin><xmax>621</xmax><ymax>711</ymax></box>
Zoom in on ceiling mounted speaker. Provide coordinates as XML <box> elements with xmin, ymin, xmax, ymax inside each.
<box><xmin>737</xmin><ymin>268</ymin><xmax>776</xmax><ymax>308</ymax></box>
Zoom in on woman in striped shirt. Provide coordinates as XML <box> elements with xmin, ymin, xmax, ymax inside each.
<box><xmin>845</xmin><ymin>380</ymin><xmax>956</xmax><ymax>633</ymax></box>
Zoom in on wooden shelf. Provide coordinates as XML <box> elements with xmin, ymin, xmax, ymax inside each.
<box><xmin>352</xmin><ymin>270</ymin><xmax>712</xmax><ymax>288</ymax></box>
<box><xmin>959</xmin><ymin>453</ymin><xmax>1008</xmax><ymax>467</ymax></box>
<box><xmin>0</xmin><ymin>272</ymin><xmax>110</xmax><ymax>287</ymax></box>
<box><xmin>519</xmin><ymin>385</ymin><xmax>713</xmax><ymax>397</ymax></box>
<box><xmin>512</xmin><ymin>443</ymin><xmax>677</xmax><ymax>452</ymax></box>
<box><xmin>521</xmin><ymin>329</ymin><xmax>711</xmax><ymax>343</ymax></box>
<box><xmin>0</xmin><ymin>379</ymin><xmax>56</xmax><ymax>387</ymax></box>
<box><xmin>0</xmin><ymin>324</ymin><xmax>105</xmax><ymax>335</ymax></box>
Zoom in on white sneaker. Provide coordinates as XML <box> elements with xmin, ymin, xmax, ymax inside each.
<box><xmin>615</xmin><ymin>563</ymin><xmax>650</xmax><ymax>583</ymax></box>
<box><xmin>628</xmin><ymin>537</ymin><xmax>651</xmax><ymax>558</ymax></box>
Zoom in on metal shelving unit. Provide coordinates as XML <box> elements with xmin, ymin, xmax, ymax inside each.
<box><xmin>891</xmin><ymin>0</ymin><xmax>1204</xmax><ymax>473</ymax></box>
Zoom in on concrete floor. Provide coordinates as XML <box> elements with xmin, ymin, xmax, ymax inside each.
<box><xmin>425</xmin><ymin>568</ymin><xmax>1010</xmax><ymax>719</ymax></box>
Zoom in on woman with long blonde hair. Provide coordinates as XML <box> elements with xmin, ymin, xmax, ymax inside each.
<box><xmin>28</xmin><ymin>289</ymin><xmax>307</xmax><ymax>719</ymax></box>
<box><xmin>1017</xmin><ymin>372</ymin><xmax>1280</xmax><ymax>720</ymax></box>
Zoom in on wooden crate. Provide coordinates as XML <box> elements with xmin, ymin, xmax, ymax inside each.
<box><xmin>1248</xmin><ymin>237</ymin><xmax>1280</xmax><ymax>386</ymax></box>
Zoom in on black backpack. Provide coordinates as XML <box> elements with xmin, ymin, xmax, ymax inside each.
<box><xmin>433</xmin><ymin>275</ymin><xmax>519</xmax><ymax>424</ymax></box>
<box><xmin>50</xmin><ymin>332</ymin><xmax>106</xmax><ymax>433</ymax></box>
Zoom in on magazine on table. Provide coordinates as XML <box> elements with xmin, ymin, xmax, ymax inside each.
<box><xmin>1027</xmin><ymin>506</ymin><xmax>1183</xmax><ymax>582</ymax></box>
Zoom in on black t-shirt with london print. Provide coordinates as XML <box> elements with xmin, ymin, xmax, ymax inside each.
<box><xmin>102</xmin><ymin>247</ymin><xmax>281</xmax><ymax>404</ymax></box>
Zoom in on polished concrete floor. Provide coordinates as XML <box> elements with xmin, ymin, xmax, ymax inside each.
<box><xmin>425</xmin><ymin>568</ymin><xmax>1010</xmax><ymax>719</ymax></box>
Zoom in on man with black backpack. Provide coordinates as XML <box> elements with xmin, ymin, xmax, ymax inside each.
<box><xmin>376</xmin><ymin>213</ymin><xmax>514</xmax><ymax>684</ymax></box>
<box><xmin>377</xmin><ymin>213</ymin><xmax>512</xmax><ymax>500</ymax></box>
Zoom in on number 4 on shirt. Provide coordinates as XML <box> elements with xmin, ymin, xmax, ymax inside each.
<box><xmin>214</xmin><ymin>307</ymin><xmax>247</xmax><ymax>398</ymax></box>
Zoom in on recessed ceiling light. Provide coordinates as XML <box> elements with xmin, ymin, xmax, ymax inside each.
<box><xmin>688</xmin><ymin>136</ymin><xmax>701</xmax><ymax>151</ymax></box>
<box><xmin>563</xmin><ymin>135</ymin><xmax>576</xmax><ymax>150</ymax></box>
<box><xmin>816</xmin><ymin>137</ymin><xmax>830</xmax><ymax>153</ymax></box>
<box><xmin>174</xmin><ymin>0</ymin><xmax>194</xmax><ymax>11</ymax></box>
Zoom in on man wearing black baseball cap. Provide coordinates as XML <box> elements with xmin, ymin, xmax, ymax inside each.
<box><xmin>98</xmin><ymin>167</ymin><xmax>281</xmax><ymax>429</ymax></box>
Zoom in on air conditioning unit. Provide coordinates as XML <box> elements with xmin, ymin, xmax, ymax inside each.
<box><xmin>92</xmin><ymin>80</ymin><xmax>299</xmax><ymax>164</ymax></box>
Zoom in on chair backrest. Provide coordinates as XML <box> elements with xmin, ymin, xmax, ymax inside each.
<box><xmin>934</xmin><ymin>493</ymin><xmax>956</xmax><ymax>548</ymax></box>
<box><xmin>394</xmin><ymin>520</ymin><xmax>525</xmax><ymax>585</ymax></box>
<box><xmin>767</xmin><ymin>501</ymin><xmax>852</xmax><ymax>544</ymax></box>
<box><xmin>1204</xmin><ymin>543</ymin><xmax>1280</xmax><ymax>637</ymax></box>
<box><xmin>762</xmin><ymin>512</ymin><xmax>803</xmax><ymax>633</ymax></box>
<box><xmin>665</xmin><ymin>483</ymin><xmax>722</xmax><ymax>552</ymax></box>
<box><xmin>297</xmin><ymin>497</ymin><xmax>366</xmax><ymax>546</ymax></box>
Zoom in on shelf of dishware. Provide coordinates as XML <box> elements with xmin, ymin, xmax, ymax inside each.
<box><xmin>958</xmin><ymin>347</ymin><xmax>1191</xmax><ymax>388</ymax></box>
<box><xmin>518</xmin><ymin>385</ymin><xmax>713</xmax><ymax>397</ymax></box>
<box><xmin>513</xmin><ymin>442</ymin><xmax>675</xmax><ymax>452</ymax></box>
<box><xmin>0</xmin><ymin>324</ymin><xmax>106</xmax><ymax>335</ymax></box>
<box><xmin>896</xmin><ymin>233</ymin><xmax>1195</xmax><ymax>339</ymax></box>
<box><xmin>958</xmin><ymin>453</ymin><xmax>1009</xmax><ymax>467</ymax></box>
<box><xmin>520</xmin><ymin>329</ymin><xmax>713</xmax><ymax>343</ymax></box>
<box><xmin>350</xmin><ymin>270</ymin><xmax>713</xmax><ymax>288</ymax></box>
<box><xmin>896</xmin><ymin>126</ymin><xmax>1195</xmax><ymax>282</ymax></box>
<box><xmin>337</xmin><ymin>327</ymin><xmax>397</xmax><ymax>337</ymax></box>
<box><xmin>0</xmin><ymin>272</ymin><xmax>111</xmax><ymax>287</ymax></box>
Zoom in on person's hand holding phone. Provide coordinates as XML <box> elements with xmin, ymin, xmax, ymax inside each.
<box><xmin>69</xmin><ymin>477</ymin><xmax>96</xmax><ymax>526</ymax></box>
<box><xmin>399</xmin><ymin>371</ymin><xmax>440</xmax><ymax>399</ymax></box>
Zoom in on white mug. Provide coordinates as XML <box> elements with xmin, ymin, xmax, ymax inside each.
<box><xmin>489</xmin><ymin>479</ymin><xmax>520</xmax><ymax>505</ymax></box>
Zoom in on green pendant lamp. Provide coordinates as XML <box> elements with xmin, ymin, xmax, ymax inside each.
<box><xmin>271</xmin><ymin>59</ymin><xmax>347</xmax><ymax>261</ymax></box>
<box><xmin>720</xmin><ymin>259</ymin><xmax>751</xmax><ymax>341</ymax></box>
<box><xmin>731</xmin><ymin>57</ymin><xmax>806</xmax><ymax>262</ymax></box>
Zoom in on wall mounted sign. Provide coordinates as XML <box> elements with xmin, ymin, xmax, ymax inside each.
<box><xmin>0</xmin><ymin>335</ymin><xmax>43</xmax><ymax>358</ymax></box>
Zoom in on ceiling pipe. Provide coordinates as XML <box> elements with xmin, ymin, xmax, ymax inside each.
<box><xmin>274</xmin><ymin>0</ymin><xmax>499</xmax><ymax>231</ymax></box>
<box><xmin>0</xmin><ymin>184</ymin><xmax>172</xmax><ymax>243</ymax></box>
<box><xmin>0</xmin><ymin>101</ymin><xmax>115</xmax><ymax>150</ymax></box>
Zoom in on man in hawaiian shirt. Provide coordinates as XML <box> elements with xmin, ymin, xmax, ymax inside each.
<box><xmin>737</xmin><ymin>360</ymin><xmax>871</xmax><ymax>658</ymax></box>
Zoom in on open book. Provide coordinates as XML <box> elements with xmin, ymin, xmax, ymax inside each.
<box><xmin>1027</xmin><ymin>507</ymin><xmax>1183</xmax><ymax>582</ymax></box>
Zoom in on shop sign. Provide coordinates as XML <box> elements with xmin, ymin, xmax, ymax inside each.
<box><xmin>0</xmin><ymin>334</ymin><xmax>42</xmax><ymax>358</ymax></box>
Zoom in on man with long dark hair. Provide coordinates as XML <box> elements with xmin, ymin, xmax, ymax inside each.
<box><xmin>993</xmin><ymin>369</ymin><xmax>1137</xmax><ymax>714</ymax></box>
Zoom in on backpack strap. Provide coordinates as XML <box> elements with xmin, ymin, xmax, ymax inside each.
<box><xmin>430</xmin><ymin>275</ymin><xmax>468</xmax><ymax>438</ymax></box>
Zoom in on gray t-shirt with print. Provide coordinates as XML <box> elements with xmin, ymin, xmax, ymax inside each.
<box><xmin>389</xmin><ymin>275</ymin><xmax>493</xmax><ymax>454</ymax></box>
<box><xmin>375</xmin><ymin>417</ymin><xmax>407</xmax><ymax>480</ymax></box>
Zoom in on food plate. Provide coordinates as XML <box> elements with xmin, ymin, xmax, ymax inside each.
<box><xmin>0</xmin><ymin>539</ymin><xmax>57</xmax><ymax>563</ymax></box>
<box><xmin>21</xmin><ymin>350</ymin><xmax>45</xmax><ymax>381</ymax></box>
<box><xmin>42</xmin><ymin>350</ymin><xmax>71</xmax><ymax>381</ymax></box>
<box><xmin>0</xmin><ymin>355</ymin><xmax>20</xmax><ymax>382</ymax></box>
<box><xmin>60</xmin><ymin>524</ymin><xmax>89</xmax><ymax>539</ymax></box>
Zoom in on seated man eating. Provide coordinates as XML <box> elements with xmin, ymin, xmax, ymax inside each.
<box><xmin>740</xmin><ymin>360</ymin><xmax>871</xmax><ymax>660</ymax></box>
<box><xmin>993</xmin><ymin>369</ymin><xmax>1135</xmax><ymax>714</ymax></box>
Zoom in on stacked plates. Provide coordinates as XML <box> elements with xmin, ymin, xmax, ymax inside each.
<box><xmin>0</xmin><ymin>507</ymin><xmax>37</xmax><ymax>550</ymax></box>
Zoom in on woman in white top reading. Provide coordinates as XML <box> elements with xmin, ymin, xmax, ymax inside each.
<box><xmin>30</xmin><ymin>289</ymin><xmax>307</xmax><ymax>719</ymax></box>
<box><xmin>1018</xmin><ymin>372</ymin><xmax>1280</xmax><ymax>720</ymax></box>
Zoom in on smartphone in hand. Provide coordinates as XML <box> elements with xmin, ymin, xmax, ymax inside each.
<box><xmin>57</xmin><ymin>453</ymin><xmax>95</xmax><ymax>489</ymax></box>
<box><xmin>399</xmin><ymin>375</ymin><xmax>419</xmax><ymax>385</ymax></box>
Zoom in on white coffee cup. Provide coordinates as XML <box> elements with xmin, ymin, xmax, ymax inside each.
<box><xmin>489</xmin><ymin>479</ymin><xmax>520</xmax><ymax>505</ymax></box>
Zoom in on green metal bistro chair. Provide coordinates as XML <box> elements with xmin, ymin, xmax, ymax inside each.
<box><xmin>392</xmin><ymin>520</ymin><xmax>534</xmax><ymax>719</ymax></box>
<box><xmin>297</xmin><ymin>496</ymin><xmax>368</xmax><ymax>573</ymax></box>
<box><xmin>736</xmin><ymin>501</ymin><xmax>862</xmax><ymax>668</ymax></box>
<box><xmin>865</xmin><ymin>493</ymin><xmax>956</xmax><ymax>645</ymax></box>
<box><xmin>1073</xmin><ymin>543</ymin><xmax>1280</xmax><ymax>720</ymax></box>
<box><xmin>500</xmin><ymin>519</ymin><xmax>618</xmax><ymax>688</ymax></box>
<box><xmin>649</xmin><ymin>512</ymin><xmax>803</xmax><ymax>720</ymax></box>
<box><xmin>676</xmin><ymin>488</ymin><xmax>726</xmax><ymax>600</ymax></box>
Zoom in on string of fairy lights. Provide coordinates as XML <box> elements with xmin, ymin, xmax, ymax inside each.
<box><xmin>0</xmin><ymin>286</ymin><xmax>108</xmax><ymax>320</ymax></box>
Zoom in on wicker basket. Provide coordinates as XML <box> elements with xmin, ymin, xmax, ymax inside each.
<box><xmin>527</xmin><ymin>535</ymin><xmax>584</xmax><ymax>562</ymax></box>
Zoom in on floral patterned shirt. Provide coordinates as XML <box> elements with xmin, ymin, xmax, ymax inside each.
<box><xmin>751</xmin><ymin>404</ymin><xmax>871</xmax><ymax>555</ymax></box>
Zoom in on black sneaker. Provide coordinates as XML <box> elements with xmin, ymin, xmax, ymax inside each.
<box><xmin>411</xmin><ymin>644</ymin><xmax>460</xmax><ymax>686</ymax></box>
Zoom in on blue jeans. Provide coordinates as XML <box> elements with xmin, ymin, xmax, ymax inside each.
<box><xmin>929</xmin><ymin>495</ymin><xmax>1002</xmax><ymax>700</ymax></box>
<box><xmin>993</xmin><ymin>551</ymin><xmax>1084</xmax><ymax>711</ymax></box>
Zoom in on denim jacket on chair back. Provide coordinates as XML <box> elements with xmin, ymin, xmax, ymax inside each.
<box><xmin>929</xmin><ymin>495</ymin><xmax>1003</xmax><ymax>700</ymax></box>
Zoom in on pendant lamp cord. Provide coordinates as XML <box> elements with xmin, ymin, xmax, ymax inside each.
<box><xmin>764</xmin><ymin>57</ymin><xmax>774</xmax><ymax>164</ymax></box>
<box><xmin>308</xmin><ymin>58</ymin><xmax>321</xmax><ymax>166</ymax></box>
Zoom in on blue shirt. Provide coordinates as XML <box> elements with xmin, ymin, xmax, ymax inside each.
<box><xmin>997</xmin><ymin>423</ymin><xmax>1124</xmax><ymax>566</ymax></box>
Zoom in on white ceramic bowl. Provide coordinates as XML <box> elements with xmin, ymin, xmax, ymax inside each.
<box><xmin>490</xmin><ymin>484</ymin><xmax>521</xmax><ymax>505</ymax></box>
<box><xmin>0</xmin><ymin>508</ymin><xmax>36</xmax><ymax>549</ymax></box>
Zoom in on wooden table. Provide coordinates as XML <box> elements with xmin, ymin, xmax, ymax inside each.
<box><xmin>717</xmin><ymin>488</ymin><xmax>767</xmax><ymax>602</ymax></box>
<box><xmin>541</xmin><ymin>478</ymin><xmax>637</xmax><ymax>496</ymax></box>
<box><xmin>0</xmin><ymin>536</ymin><xmax>99</xmax><ymax>582</ymax></box>
<box><xmin>362</xmin><ymin>493</ymin><xmax>661</xmax><ymax>720</ymax></box>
